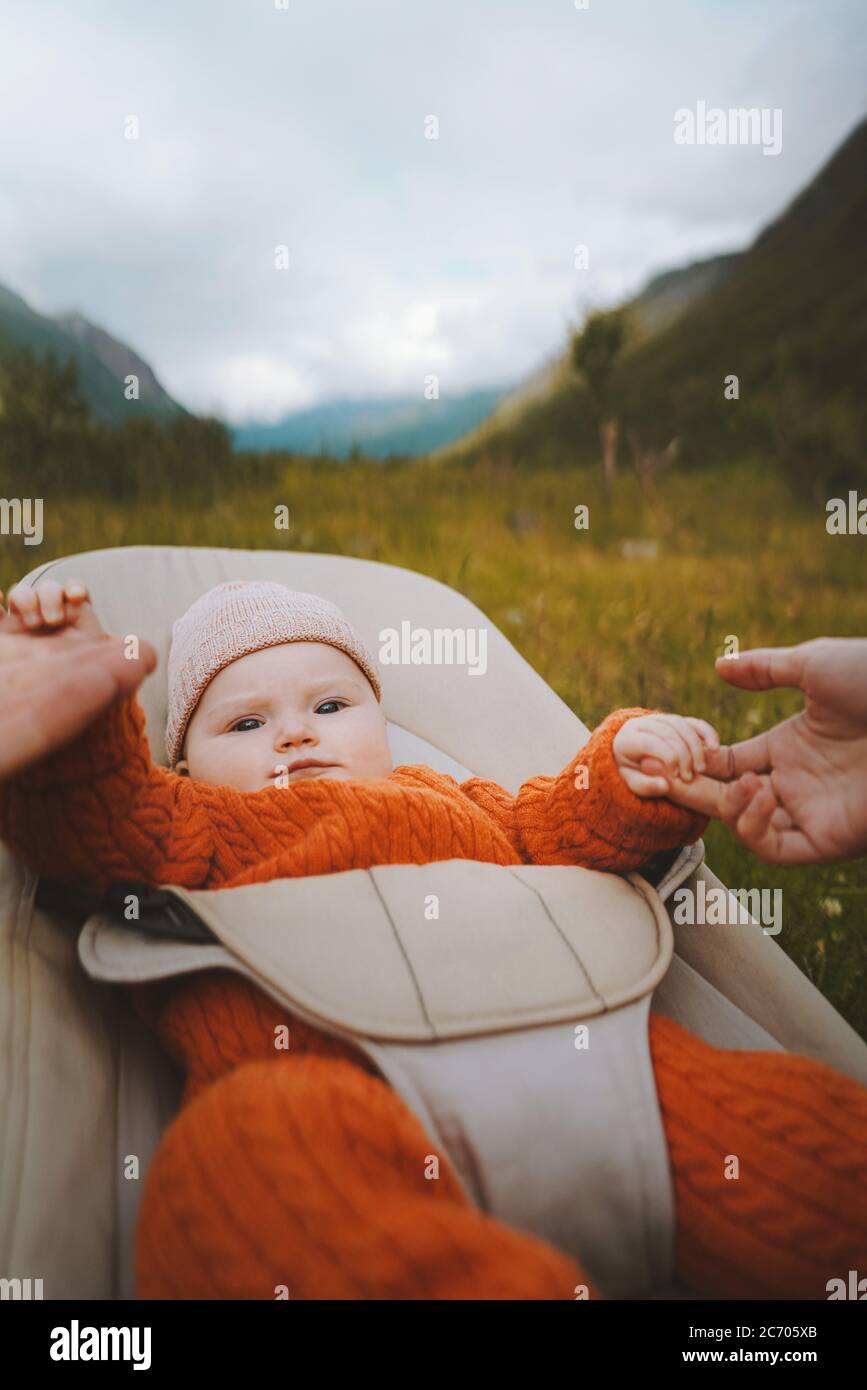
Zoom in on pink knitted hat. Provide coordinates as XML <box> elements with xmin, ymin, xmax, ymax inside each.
<box><xmin>166</xmin><ymin>580</ymin><xmax>382</xmax><ymax>767</ymax></box>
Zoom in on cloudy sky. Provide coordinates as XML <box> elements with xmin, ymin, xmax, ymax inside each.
<box><xmin>1</xmin><ymin>0</ymin><xmax>864</xmax><ymax>423</ymax></box>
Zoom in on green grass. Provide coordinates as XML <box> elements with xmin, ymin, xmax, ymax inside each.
<box><xmin>2</xmin><ymin>453</ymin><xmax>865</xmax><ymax>1040</ymax></box>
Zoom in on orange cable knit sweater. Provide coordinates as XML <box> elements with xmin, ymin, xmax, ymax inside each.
<box><xmin>0</xmin><ymin>694</ymin><xmax>702</xmax><ymax>1099</ymax></box>
<box><xmin>0</xmin><ymin>694</ymin><xmax>705</xmax><ymax>894</ymax></box>
<box><xmin>1</xmin><ymin>694</ymin><xmax>864</xmax><ymax>1301</ymax></box>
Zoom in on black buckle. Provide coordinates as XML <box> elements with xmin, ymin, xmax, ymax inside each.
<box><xmin>35</xmin><ymin>878</ymin><xmax>218</xmax><ymax>945</ymax></box>
<box><xmin>637</xmin><ymin>846</ymin><xmax>682</xmax><ymax>887</ymax></box>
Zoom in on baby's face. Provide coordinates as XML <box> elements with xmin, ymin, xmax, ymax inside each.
<box><xmin>175</xmin><ymin>641</ymin><xmax>392</xmax><ymax>792</ymax></box>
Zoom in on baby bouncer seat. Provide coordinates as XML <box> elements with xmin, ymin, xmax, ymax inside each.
<box><xmin>2</xmin><ymin>544</ymin><xmax>866</xmax><ymax>1302</ymax></box>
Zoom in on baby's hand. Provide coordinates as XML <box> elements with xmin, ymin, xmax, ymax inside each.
<box><xmin>614</xmin><ymin>713</ymin><xmax>723</xmax><ymax>798</ymax></box>
<box><xmin>2</xmin><ymin>579</ymin><xmax>105</xmax><ymax>641</ymax></box>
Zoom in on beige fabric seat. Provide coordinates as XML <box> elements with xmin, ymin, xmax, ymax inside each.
<box><xmin>2</xmin><ymin>545</ymin><xmax>866</xmax><ymax>1302</ymax></box>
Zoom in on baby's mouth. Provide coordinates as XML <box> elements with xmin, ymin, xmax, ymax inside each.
<box><xmin>271</xmin><ymin>760</ymin><xmax>337</xmax><ymax>780</ymax></box>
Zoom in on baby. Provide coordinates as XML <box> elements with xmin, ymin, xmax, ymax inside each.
<box><xmin>2</xmin><ymin>575</ymin><xmax>862</xmax><ymax>1303</ymax></box>
<box><xmin>2</xmin><ymin>574</ymin><xmax>723</xmax><ymax>804</ymax></box>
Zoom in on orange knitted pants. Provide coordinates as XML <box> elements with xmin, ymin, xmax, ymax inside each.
<box><xmin>134</xmin><ymin>989</ymin><xmax>867</xmax><ymax>1301</ymax></box>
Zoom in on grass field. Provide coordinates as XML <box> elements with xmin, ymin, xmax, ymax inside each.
<box><xmin>2</xmin><ymin>452</ymin><xmax>865</xmax><ymax>1040</ymax></box>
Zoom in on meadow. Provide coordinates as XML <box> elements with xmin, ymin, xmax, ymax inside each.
<box><xmin>1</xmin><ymin>451</ymin><xmax>865</xmax><ymax>1039</ymax></box>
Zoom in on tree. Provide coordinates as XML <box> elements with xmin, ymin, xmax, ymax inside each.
<box><xmin>0</xmin><ymin>348</ymin><xmax>90</xmax><ymax>488</ymax></box>
<box><xmin>570</xmin><ymin>309</ymin><xmax>626</xmax><ymax>499</ymax></box>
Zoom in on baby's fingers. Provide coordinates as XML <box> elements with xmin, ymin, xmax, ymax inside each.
<box><xmin>630</xmin><ymin>728</ymin><xmax>692</xmax><ymax>780</ymax></box>
<box><xmin>6</xmin><ymin>582</ymin><xmax>45</xmax><ymax>628</ymax></box>
<box><xmin>666</xmin><ymin>715</ymin><xmax>708</xmax><ymax>775</ymax></box>
<box><xmin>59</xmin><ymin>581</ymin><xmax>91</xmax><ymax>626</ymax></box>
<box><xmin>684</xmin><ymin>717</ymin><xmax>720</xmax><ymax>750</ymax></box>
<box><xmin>645</xmin><ymin>742</ymin><xmax>733</xmax><ymax>784</ymax></box>
<box><xmin>638</xmin><ymin>725</ymin><xmax>697</xmax><ymax>781</ymax></box>
<box><xmin>619</xmin><ymin>766</ymin><xmax>670</xmax><ymax>798</ymax></box>
<box><xmin>36</xmin><ymin>580</ymin><xmax>68</xmax><ymax>625</ymax></box>
<box><xmin>12</xmin><ymin>578</ymin><xmax>92</xmax><ymax>629</ymax></box>
<box><xmin>63</xmin><ymin>580</ymin><xmax>89</xmax><ymax>604</ymax></box>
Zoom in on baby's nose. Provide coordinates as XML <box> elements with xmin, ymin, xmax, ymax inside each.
<box><xmin>275</xmin><ymin>720</ymin><xmax>318</xmax><ymax>749</ymax></box>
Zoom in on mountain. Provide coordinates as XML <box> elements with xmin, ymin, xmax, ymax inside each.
<box><xmin>233</xmin><ymin>385</ymin><xmax>510</xmax><ymax>459</ymax></box>
<box><xmin>54</xmin><ymin>310</ymin><xmax>182</xmax><ymax>421</ymax></box>
<box><xmin>440</xmin><ymin>249</ymin><xmax>743</xmax><ymax>458</ymax></box>
<box><xmin>610</xmin><ymin>115</ymin><xmax>867</xmax><ymax>485</ymax></box>
<box><xmin>441</xmin><ymin>114</ymin><xmax>867</xmax><ymax>489</ymax></box>
<box><xmin>629</xmin><ymin>252</ymin><xmax>741</xmax><ymax>335</ymax></box>
<box><xmin>0</xmin><ymin>282</ymin><xmax>186</xmax><ymax>424</ymax></box>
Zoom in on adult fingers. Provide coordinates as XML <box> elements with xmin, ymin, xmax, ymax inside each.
<box><xmin>745</xmin><ymin>772</ymin><xmax>795</xmax><ymax>828</ymax></box>
<box><xmin>2</xmin><ymin>660</ymin><xmax>119</xmax><ymax>777</ymax></box>
<box><xmin>720</xmin><ymin>730</ymin><xmax>774</xmax><ymax>777</ymax></box>
<box><xmin>731</xmin><ymin>785</ymin><xmax>782</xmax><ymax>859</ymax></box>
<box><xmin>645</xmin><ymin>738</ymin><xmax>732</xmax><ymax>781</ymax></box>
<box><xmin>101</xmin><ymin>635</ymin><xmax>157</xmax><ymax>688</ymax></box>
<box><xmin>0</xmin><ymin>638</ymin><xmax>156</xmax><ymax>779</ymax></box>
<box><xmin>619</xmin><ymin>766</ymin><xmax>670</xmax><ymax>797</ymax></box>
<box><xmin>718</xmin><ymin>774</ymin><xmax>805</xmax><ymax>860</ymax></box>
<box><xmin>702</xmin><ymin>744</ymin><xmax>738</xmax><ymax>780</ymax></box>
<box><xmin>729</xmin><ymin>787</ymin><xmax>818</xmax><ymax>863</ymax></box>
<box><xmin>717</xmin><ymin>776</ymin><xmax>756</xmax><ymax>821</ymax></box>
<box><xmin>714</xmin><ymin>644</ymin><xmax>810</xmax><ymax>693</ymax></box>
<box><xmin>642</xmin><ymin>749</ymin><xmax>732</xmax><ymax>785</ymax></box>
<box><xmin>655</xmin><ymin>770</ymin><xmax>727</xmax><ymax>816</ymax></box>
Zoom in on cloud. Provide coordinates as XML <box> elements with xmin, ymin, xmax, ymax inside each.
<box><xmin>0</xmin><ymin>0</ymin><xmax>863</xmax><ymax>421</ymax></box>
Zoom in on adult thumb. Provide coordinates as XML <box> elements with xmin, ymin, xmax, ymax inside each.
<box><xmin>714</xmin><ymin>644</ymin><xmax>808</xmax><ymax>694</ymax></box>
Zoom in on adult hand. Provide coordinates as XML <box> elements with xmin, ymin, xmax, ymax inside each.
<box><xmin>0</xmin><ymin>584</ymin><xmax>157</xmax><ymax>780</ymax></box>
<box><xmin>636</xmin><ymin>638</ymin><xmax>867</xmax><ymax>864</ymax></box>
<box><xmin>707</xmin><ymin>638</ymin><xmax>867</xmax><ymax>864</ymax></box>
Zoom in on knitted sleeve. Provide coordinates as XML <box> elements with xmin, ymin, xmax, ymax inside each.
<box><xmin>0</xmin><ymin>692</ymin><xmax>213</xmax><ymax>897</ymax></box>
<box><xmin>459</xmin><ymin>707</ymin><xmax>709</xmax><ymax>871</ymax></box>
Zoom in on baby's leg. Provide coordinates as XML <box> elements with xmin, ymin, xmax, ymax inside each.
<box><xmin>649</xmin><ymin>1013</ymin><xmax>867</xmax><ymax>1298</ymax></box>
<box><xmin>136</xmin><ymin>1054</ymin><xmax>598</xmax><ymax>1300</ymax></box>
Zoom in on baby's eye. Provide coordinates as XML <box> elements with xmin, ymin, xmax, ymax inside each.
<box><xmin>316</xmin><ymin>700</ymin><xmax>347</xmax><ymax>715</ymax></box>
<box><xmin>230</xmin><ymin>717</ymin><xmax>263</xmax><ymax>733</ymax></box>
